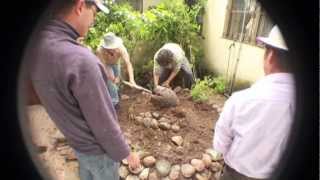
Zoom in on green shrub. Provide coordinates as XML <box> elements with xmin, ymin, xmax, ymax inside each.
<box><xmin>191</xmin><ymin>78</ymin><xmax>214</xmax><ymax>102</ymax></box>
<box><xmin>84</xmin><ymin>0</ymin><xmax>207</xmax><ymax>84</ymax></box>
<box><xmin>191</xmin><ymin>76</ymin><xmax>227</xmax><ymax>102</ymax></box>
<box><xmin>211</xmin><ymin>76</ymin><xmax>227</xmax><ymax>94</ymax></box>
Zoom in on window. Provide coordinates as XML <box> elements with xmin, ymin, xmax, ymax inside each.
<box><xmin>222</xmin><ymin>0</ymin><xmax>274</xmax><ymax>46</ymax></box>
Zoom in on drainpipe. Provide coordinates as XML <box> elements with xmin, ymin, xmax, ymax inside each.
<box><xmin>224</xmin><ymin>42</ymin><xmax>235</xmax><ymax>97</ymax></box>
<box><xmin>228</xmin><ymin>0</ymin><xmax>251</xmax><ymax>95</ymax></box>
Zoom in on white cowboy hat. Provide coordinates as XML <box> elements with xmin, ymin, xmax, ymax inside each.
<box><xmin>102</xmin><ymin>32</ymin><xmax>123</xmax><ymax>49</ymax></box>
<box><xmin>85</xmin><ymin>0</ymin><xmax>109</xmax><ymax>14</ymax></box>
<box><xmin>256</xmin><ymin>25</ymin><xmax>288</xmax><ymax>51</ymax></box>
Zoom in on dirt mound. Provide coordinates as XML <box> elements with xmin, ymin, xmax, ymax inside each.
<box><xmin>118</xmin><ymin>88</ymin><xmax>220</xmax><ymax>164</ymax></box>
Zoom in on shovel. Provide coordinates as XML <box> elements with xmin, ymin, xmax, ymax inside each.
<box><xmin>121</xmin><ymin>80</ymin><xmax>152</xmax><ymax>94</ymax></box>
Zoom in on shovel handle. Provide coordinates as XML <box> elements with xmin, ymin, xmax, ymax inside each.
<box><xmin>122</xmin><ymin>80</ymin><xmax>152</xmax><ymax>94</ymax></box>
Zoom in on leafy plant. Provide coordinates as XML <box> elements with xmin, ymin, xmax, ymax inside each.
<box><xmin>191</xmin><ymin>76</ymin><xmax>227</xmax><ymax>102</ymax></box>
<box><xmin>191</xmin><ymin>78</ymin><xmax>214</xmax><ymax>102</ymax></box>
<box><xmin>211</xmin><ymin>76</ymin><xmax>227</xmax><ymax>94</ymax></box>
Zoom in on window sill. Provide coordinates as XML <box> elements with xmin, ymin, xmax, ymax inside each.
<box><xmin>221</xmin><ymin>36</ymin><xmax>265</xmax><ymax>49</ymax></box>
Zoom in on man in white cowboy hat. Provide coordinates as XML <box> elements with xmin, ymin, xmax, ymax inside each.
<box><xmin>96</xmin><ymin>32</ymin><xmax>138</xmax><ymax>109</ymax></box>
<box><xmin>213</xmin><ymin>25</ymin><xmax>295</xmax><ymax>180</ymax></box>
<box><xmin>25</xmin><ymin>0</ymin><xmax>141</xmax><ymax>180</ymax></box>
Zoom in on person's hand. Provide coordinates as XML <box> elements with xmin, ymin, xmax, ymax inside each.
<box><xmin>126</xmin><ymin>152</ymin><xmax>141</xmax><ymax>170</ymax></box>
<box><xmin>114</xmin><ymin>77</ymin><xmax>120</xmax><ymax>84</ymax></box>
<box><xmin>161</xmin><ymin>81</ymin><xmax>171</xmax><ymax>88</ymax></box>
<box><xmin>130</xmin><ymin>80</ymin><xmax>141</xmax><ymax>89</ymax></box>
<box><xmin>129</xmin><ymin>80</ymin><xmax>137</xmax><ymax>86</ymax></box>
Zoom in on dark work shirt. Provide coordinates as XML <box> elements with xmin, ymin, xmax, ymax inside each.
<box><xmin>24</xmin><ymin>19</ymin><xmax>130</xmax><ymax>161</ymax></box>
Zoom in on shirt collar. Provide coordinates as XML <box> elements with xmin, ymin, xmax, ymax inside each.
<box><xmin>46</xmin><ymin>18</ymin><xmax>80</xmax><ymax>40</ymax></box>
<box><xmin>253</xmin><ymin>73</ymin><xmax>295</xmax><ymax>87</ymax></box>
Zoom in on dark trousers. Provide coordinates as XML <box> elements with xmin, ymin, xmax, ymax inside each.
<box><xmin>220</xmin><ymin>165</ymin><xmax>267</xmax><ymax>180</ymax></box>
<box><xmin>159</xmin><ymin>63</ymin><xmax>195</xmax><ymax>89</ymax></box>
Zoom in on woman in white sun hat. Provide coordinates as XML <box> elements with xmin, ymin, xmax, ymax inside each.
<box><xmin>96</xmin><ymin>32</ymin><xmax>137</xmax><ymax>110</ymax></box>
<box><xmin>214</xmin><ymin>25</ymin><xmax>295</xmax><ymax>180</ymax></box>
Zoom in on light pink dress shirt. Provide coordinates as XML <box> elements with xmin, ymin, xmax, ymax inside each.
<box><xmin>213</xmin><ymin>73</ymin><xmax>295</xmax><ymax>178</ymax></box>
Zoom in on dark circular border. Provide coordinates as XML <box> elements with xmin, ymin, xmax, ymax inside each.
<box><xmin>1</xmin><ymin>0</ymin><xmax>317</xmax><ymax>179</ymax></box>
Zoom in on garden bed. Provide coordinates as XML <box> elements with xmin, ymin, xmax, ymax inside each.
<box><xmin>27</xmin><ymin>86</ymin><xmax>227</xmax><ymax>180</ymax></box>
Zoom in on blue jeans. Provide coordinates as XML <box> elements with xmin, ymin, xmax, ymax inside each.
<box><xmin>75</xmin><ymin>151</ymin><xmax>120</xmax><ymax>180</ymax></box>
<box><xmin>106</xmin><ymin>64</ymin><xmax>121</xmax><ymax>106</ymax></box>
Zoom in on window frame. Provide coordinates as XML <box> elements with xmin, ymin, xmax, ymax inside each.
<box><xmin>222</xmin><ymin>0</ymin><xmax>272</xmax><ymax>48</ymax></box>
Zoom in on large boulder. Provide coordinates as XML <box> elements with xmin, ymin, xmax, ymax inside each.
<box><xmin>151</xmin><ymin>86</ymin><xmax>180</xmax><ymax>108</ymax></box>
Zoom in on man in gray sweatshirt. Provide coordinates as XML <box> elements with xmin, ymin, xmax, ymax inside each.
<box><xmin>23</xmin><ymin>0</ymin><xmax>140</xmax><ymax>179</ymax></box>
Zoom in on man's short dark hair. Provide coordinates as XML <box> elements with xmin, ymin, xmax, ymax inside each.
<box><xmin>267</xmin><ymin>45</ymin><xmax>292</xmax><ymax>72</ymax></box>
<box><xmin>156</xmin><ymin>49</ymin><xmax>174</xmax><ymax>66</ymax></box>
<box><xmin>50</xmin><ymin>0</ymin><xmax>96</xmax><ymax>15</ymax></box>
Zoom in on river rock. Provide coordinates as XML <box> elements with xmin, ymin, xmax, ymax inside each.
<box><xmin>200</xmin><ymin>169</ymin><xmax>213</xmax><ymax>180</ymax></box>
<box><xmin>168</xmin><ymin>165</ymin><xmax>180</xmax><ymax>180</ymax></box>
<box><xmin>134</xmin><ymin>116</ymin><xmax>144</xmax><ymax>124</ymax></box>
<box><xmin>171</xmin><ymin>124</ymin><xmax>180</xmax><ymax>132</ymax></box>
<box><xmin>139</xmin><ymin>168</ymin><xmax>150</xmax><ymax>180</ymax></box>
<box><xmin>214</xmin><ymin>170</ymin><xmax>222</xmax><ymax>179</ymax></box>
<box><xmin>152</xmin><ymin>112</ymin><xmax>160</xmax><ymax>119</ymax></box>
<box><xmin>191</xmin><ymin>159</ymin><xmax>205</xmax><ymax>172</ymax></box>
<box><xmin>210</xmin><ymin>162</ymin><xmax>223</xmax><ymax>172</ymax></box>
<box><xmin>159</xmin><ymin>122</ymin><xmax>171</xmax><ymax>130</ymax></box>
<box><xmin>195</xmin><ymin>173</ymin><xmax>208</xmax><ymax>180</ymax></box>
<box><xmin>139</xmin><ymin>112</ymin><xmax>145</xmax><ymax>117</ymax></box>
<box><xmin>181</xmin><ymin>164</ymin><xmax>196</xmax><ymax>178</ymax></box>
<box><xmin>122</xmin><ymin>159</ymin><xmax>129</xmax><ymax>165</ymax></box>
<box><xmin>171</xmin><ymin>136</ymin><xmax>183</xmax><ymax>146</ymax></box>
<box><xmin>205</xmin><ymin>149</ymin><xmax>223</xmax><ymax>161</ymax></box>
<box><xmin>145</xmin><ymin>112</ymin><xmax>152</xmax><ymax>118</ymax></box>
<box><xmin>119</xmin><ymin>165</ymin><xmax>129</xmax><ymax>179</ymax></box>
<box><xmin>143</xmin><ymin>156</ymin><xmax>156</xmax><ymax>167</ymax></box>
<box><xmin>150</xmin><ymin>119</ymin><xmax>159</xmax><ymax>129</ymax></box>
<box><xmin>158</xmin><ymin>117</ymin><xmax>168</xmax><ymax>123</ymax></box>
<box><xmin>201</xmin><ymin>154</ymin><xmax>212</xmax><ymax>167</ymax></box>
<box><xmin>125</xmin><ymin>175</ymin><xmax>139</xmax><ymax>180</ymax></box>
<box><xmin>143</xmin><ymin>118</ymin><xmax>153</xmax><ymax>128</ymax></box>
<box><xmin>148</xmin><ymin>171</ymin><xmax>160</xmax><ymax>180</ymax></box>
<box><xmin>129</xmin><ymin>165</ymin><xmax>144</xmax><ymax>174</ymax></box>
<box><xmin>155</xmin><ymin>159</ymin><xmax>171</xmax><ymax>177</ymax></box>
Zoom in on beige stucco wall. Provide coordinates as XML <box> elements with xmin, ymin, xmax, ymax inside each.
<box><xmin>143</xmin><ymin>0</ymin><xmax>162</xmax><ymax>11</ymax></box>
<box><xmin>202</xmin><ymin>0</ymin><xmax>265</xmax><ymax>83</ymax></box>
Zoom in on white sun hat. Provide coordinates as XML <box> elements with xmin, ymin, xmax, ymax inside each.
<box><xmin>85</xmin><ymin>0</ymin><xmax>109</xmax><ymax>14</ymax></box>
<box><xmin>256</xmin><ymin>25</ymin><xmax>288</xmax><ymax>51</ymax></box>
<box><xmin>102</xmin><ymin>32</ymin><xmax>123</xmax><ymax>49</ymax></box>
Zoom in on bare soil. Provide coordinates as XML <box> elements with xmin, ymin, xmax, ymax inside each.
<box><xmin>27</xmin><ymin>87</ymin><xmax>227</xmax><ymax>180</ymax></box>
<box><xmin>118</xmin><ymin>87</ymin><xmax>223</xmax><ymax>164</ymax></box>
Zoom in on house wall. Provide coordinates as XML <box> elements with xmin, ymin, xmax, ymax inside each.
<box><xmin>143</xmin><ymin>0</ymin><xmax>162</xmax><ymax>11</ymax></box>
<box><xmin>202</xmin><ymin>0</ymin><xmax>266</xmax><ymax>84</ymax></box>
